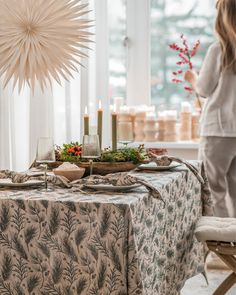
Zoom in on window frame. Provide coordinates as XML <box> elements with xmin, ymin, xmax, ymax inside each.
<box><xmin>126</xmin><ymin>0</ymin><xmax>151</xmax><ymax>106</ymax></box>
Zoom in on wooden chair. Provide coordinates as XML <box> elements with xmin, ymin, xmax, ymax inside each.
<box><xmin>195</xmin><ymin>216</ymin><xmax>236</xmax><ymax>295</ymax></box>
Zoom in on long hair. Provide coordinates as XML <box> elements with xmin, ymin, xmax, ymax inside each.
<box><xmin>216</xmin><ymin>0</ymin><xmax>236</xmax><ymax>73</ymax></box>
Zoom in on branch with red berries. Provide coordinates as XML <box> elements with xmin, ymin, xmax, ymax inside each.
<box><xmin>169</xmin><ymin>34</ymin><xmax>202</xmax><ymax>111</ymax></box>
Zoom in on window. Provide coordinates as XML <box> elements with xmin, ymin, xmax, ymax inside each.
<box><xmin>107</xmin><ymin>0</ymin><xmax>216</xmax><ymax>108</ymax></box>
<box><xmin>151</xmin><ymin>0</ymin><xmax>216</xmax><ymax>109</ymax></box>
<box><xmin>108</xmin><ymin>0</ymin><xmax>127</xmax><ymax>99</ymax></box>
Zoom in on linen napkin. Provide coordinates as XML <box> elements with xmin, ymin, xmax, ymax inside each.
<box><xmin>72</xmin><ymin>173</ymin><xmax>165</xmax><ymax>202</ymax></box>
<box><xmin>0</xmin><ymin>170</ymin><xmax>71</xmax><ymax>188</ymax></box>
<box><xmin>0</xmin><ymin>169</ymin><xmax>164</xmax><ymax>202</ymax></box>
<box><xmin>147</xmin><ymin>153</ymin><xmax>213</xmax><ymax>215</ymax></box>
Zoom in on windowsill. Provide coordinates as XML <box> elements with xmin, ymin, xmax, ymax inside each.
<box><xmin>129</xmin><ymin>141</ymin><xmax>199</xmax><ymax>150</ymax></box>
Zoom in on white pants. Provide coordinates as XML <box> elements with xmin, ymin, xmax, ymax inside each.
<box><xmin>199</xmin><ymin>136</ymin><xmax>236</xmax><ymax>217</ymax></box>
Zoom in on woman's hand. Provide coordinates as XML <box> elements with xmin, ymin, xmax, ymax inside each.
<box><xmin>184</xmin><ymin>70</ymin><xmax>198</xmax><ymax>90</ymax></box>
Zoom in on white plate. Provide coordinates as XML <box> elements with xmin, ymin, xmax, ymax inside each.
<box><xmin>84</xmin><ymin>184</ymin><xmax>141</xmax><ymax>192</ymax></box>
<box><xmin>0</xmin><ymin>179</ymin><xmax>44</xmax><ymax>187</ymax></box>
<box><xmin>137</xmin><ymin>162</ymin><xmax>181</xmax><ymax>171</ymax></box>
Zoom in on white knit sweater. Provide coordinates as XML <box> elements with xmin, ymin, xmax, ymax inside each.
<box><xmin>197</xmin><ymin>42</ymin><xmax>236</xmax><ymax>137</ymax></box>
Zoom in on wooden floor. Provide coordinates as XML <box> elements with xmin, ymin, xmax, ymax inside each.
<box><xmin>182</xmin><ymin>270</ymin><xmax>236</xmax><ymax>295</ymax></box>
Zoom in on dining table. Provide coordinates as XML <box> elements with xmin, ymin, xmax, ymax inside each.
<box><xmin>0</xmin><ymin>161</ymin><xmax>212</xmax><ymax>295</ymax></box>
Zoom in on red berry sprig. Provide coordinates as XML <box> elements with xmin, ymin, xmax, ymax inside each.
<box><xmin>169</xmin><ymin>34</ymin><xmax>200</xmax><ymax>94</ymax></box>
<box><xmin>67</xmin><ymin>145</ymin><xmax>82</xmax><ymax>157</ymax></box>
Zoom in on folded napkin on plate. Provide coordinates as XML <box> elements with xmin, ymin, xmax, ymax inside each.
<box><xmin>147</xmin><ymin>154</ymin><xmax>212</xmax><ymax>215</ymax></box>
<box><xmin>148</xmin><ymin>153</ymin><xmax>204</xmax><ymax>184</ymax></box>
<box><xmin>0</xmin><ymin>170</ymin><xmax>71</xmax><ymax>188</ymax></box>
<box><xmin>72</xmin><ymin>173</ymin><xmax>164</xmax><ymax>203</ymax></box>
<box><xmin>0</xmin><ymin>170</ymin><xmax>29</xmax><ymax>183</ymax></box>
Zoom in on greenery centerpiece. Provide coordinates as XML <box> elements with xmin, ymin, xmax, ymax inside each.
<box><xmin>53</xmin><ymin>142</ymin><xmax>147</xmax><ymax>175</ymax></box>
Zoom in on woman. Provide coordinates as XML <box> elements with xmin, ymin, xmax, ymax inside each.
<box><xmin>185</xmin><ymin>0</ymin><xmax>236</xmax><ymax>217</ymax></box>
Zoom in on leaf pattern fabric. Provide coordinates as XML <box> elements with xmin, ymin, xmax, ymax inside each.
<box><xmin>0</xmin><ymin>162</ymin><xmax>211</xmax><ymax>295</ymax></box>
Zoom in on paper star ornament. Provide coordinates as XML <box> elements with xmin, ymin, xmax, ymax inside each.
<box><xmin>0</xmin><ymin>0</ymin><xmax>92</xmax><ymax>92</ymax></box>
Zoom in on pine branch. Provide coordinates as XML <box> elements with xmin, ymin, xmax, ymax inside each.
<box><xmin>49</xmin><ymin>206</ymin><xmax>61</xmax><ymax>236</ymax></box>
<box><xmin>0</xmin><ymin>233</ymin><xmax>12</xmax><ymax>249</ymax></box>
<box><xmin>127</xmin><ymin>255</ymin><xmax>138</xmax><ymax>274</ymax></box>
<box><xmin>27</xmin><ymin>275</ymin><xmax>40</xmax><ymax>293</ymax></box>
<box><xmin>30</xmin><ymin>251</ymin><xmax>43</xmax><ymax>266</ymax></box>
<box><xmin>0</xmin><ymin>203</ymin><xmax>10</xmax><ymax>232</ymax></box>
<box><xmin>76</xmin><ymin>277</ymin><xmax>87</xmax><ymax>295</ymax></box>
<box><xmin>64</xmin><ymin>260</ymin><xmax>79</xmax><ymax>286</ymax></box>
<box><xmin>106</xmin><ymin>268</ymin><xmax>120</xmax><ymax>294</ymax></box>
<box><xmin>40</xmin><ymin>200</ymin><xmax>49</xmax><ymax>211</ymax></box>
<box><xmin>24</xmin><ymin>226</ymin><xmax>38</xmax><ymax>246</ymax></box>
<box><xmin>0</xmin><ymin>280</ymin><xmax>14</xmax><ymax>295</ymax></box>
<box><xmin>12</xmin><ymin>208</ymin><xmax>25</xmax><ymax>234</ymax></box>
<box><xmin>13</xmin><ymin>282</ymin><xmax>24</xmax><ymax>295</ymax></box>
<box><xmin>37</xmin><ymin>241</ymin><xmax>50</xmax><ymax>258</ymax></box>
<box><xmin>91</xmin><ymin>233</ymin><xmax>109</xmax><ymax>258</ymax></box>
<box><xmin>28</xmin><ymin>202</ymin><xmax>44</xmax><ymax>224</ymax></box>
<box><xmin>64</xmin><ymin>202</ymin><xmax>76</xmax><ymax>212</ymax></box>
<box><xmin>80</xmin><ymin>254</ymin><xmax>94</xmax><ymax>275</ymax></box>
<box><xmin>79</xmin><ymin>204</ymin><xmax>91</xmax><ymax>216</ymax></box>
<box><xmin>87</xmin><ymin>244</ymin><xmax>98</xmax><ymax>261</ymax></box>
<box><xmin>62</xmin><ymin>237</ymin><xmax>78</xmax><ymax>262</ymax></box>
<box><xmin>14</xmin><ymin>200</ymin><xmax>25</xmax><ymax>211</ymax></box>
<box><xmin>110</xmin><ymin>215</ymin><xmax>125</xmax><ymax>241</ymax></box>
<box><xmin>41</xmin><ymin>229</ymin><xmax>63</xmax><ymax>253</ymax></box>
<box><xmin>98</xmin><ymin>260</ymin><xmax>107</xmax><ymax>290</ymax></box>
<box><xmin>109</xmin><ymin>243</ymin><xmax>122</xmax><ymax>273</ymax></box>
<box><xmin>43</xmin><ymin>281</ymin><xmax>63</xmax><ymax>295</ymax></box>
<box><xmin>94</xmin><ymin>203</ymin><xmax>100</xmax><ymax>210</ymax></box>
<box><xmin>12</xmin><ymin>234</ymin><xmax>27</xmax><ymax>260</ymax></box>
<box><xmin>62</xmin><ymin>286</ymin><xmax>71</xmax><ymax>295</ymax></box>
<box><xmin>1</xmin><ymin>252</ymin><xmax>12</xmax><ymax>281</ymax></box>
<box><xmin>100</xmin><ymin>208</ymin><xmax>111</xmax><ymax>238</ymax></box>
<box><xmin>52</xmin><ymin>256</ymin><xmax>63</xmax><ymax>285</ymax></box>
<box><xmin>75</xmin><ymin>227</ymin><xmax>87</xmax><ymax>247</ymax></box>
<box><xmin>61</xmin><ymin>210</ymin><xmax>77</xmax><ymax>236</ymax></box>
<box><xmin>89</xmin><ymin>286</ymin><xmax>99</xmax><ymax>295</ymax></box>
<box><xmin>13</xmin><ymin>257</ymin><xmax>29</xmax><ymax>281</ymax></box>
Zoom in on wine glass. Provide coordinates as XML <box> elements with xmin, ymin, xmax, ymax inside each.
<box><xmin>36</xmin><ymin>137</ymin><xmax>55</xmax><ymax>191</ymax></box>
<box><xmin>82</xmin><ymin>135</ymin><xmax>101</xmax><ymax>176</ymax></box>
<box><xmin>118</xmin><ymin>121</ymin><xmax>134</xmax><ymax>146</ymax></box>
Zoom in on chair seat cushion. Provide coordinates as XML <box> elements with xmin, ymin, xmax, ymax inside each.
<box><xmin>195</xmin><ymin>216</ymin><xmax>236</xmax><ymax>242</ymax></box>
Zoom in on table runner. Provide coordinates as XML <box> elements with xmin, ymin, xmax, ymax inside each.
<box><xmin>0</xmin><ymin>162</ymin><xmax>212</xmax><ymax>295</ymax></box>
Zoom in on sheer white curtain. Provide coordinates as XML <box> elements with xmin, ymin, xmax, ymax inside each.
<box><xmin>0</xmin><ymin>80</ymin><xmax>30</xmax><ymax>171</ymax></box>
<box><xmin>0</xmin><ymin>79</ymin><xmax>83</xmax><ymax>172</ymax></box>
<box><xmin>0</xmin><ymin>82</ymin><xmax>54</xmax><ymax>171</ymax></box>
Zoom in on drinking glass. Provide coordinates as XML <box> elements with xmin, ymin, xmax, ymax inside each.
<box><xmin>82</xmin><ymin>135</ymin><xmax>101</xmax><ymax>175</ymax></box>
<box><xmin>36</xmin><ymin>137</ymin><xmax>55</xmax><ymax>191</ymax></box>
<box><xmin>118</xmin><ymin>121</ymin><xmax>134</xmax><ymax>146</ymax></box>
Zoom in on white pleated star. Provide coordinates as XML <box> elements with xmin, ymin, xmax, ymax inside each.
<box><xmin>0</xmin><ymin>0</ymin><xmax>92</xmax><ymax>92</ymax></box>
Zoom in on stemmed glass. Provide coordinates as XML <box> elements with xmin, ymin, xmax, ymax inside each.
<box><xmin>36</xmin><ymin>137</ymin><xmax>55</xmax><ymax>191</ymax></box>
<box><xmin>82</xmin><ymin>135</ymin><xmax>101</xmax><ymax>176</ymax></box>
<box><xmin>118</xmin><ymin>121</ymin><xmax>134</xmax><ymax>147</ymax></box>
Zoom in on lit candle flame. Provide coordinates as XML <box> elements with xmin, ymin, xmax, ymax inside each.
<box><xmin>85</xmin><ymin>106</ymin><xmax>88</xmax><ymax>115</ymax></box>
<box><xmin>99</xmin><ymin>100</ymin><xmax>102</xmax><ymax>109</ymax></box>
<box><xmin>109</xmin><ymin>105</ymin><xmax>114</xmax><ymax>113</ymax></box>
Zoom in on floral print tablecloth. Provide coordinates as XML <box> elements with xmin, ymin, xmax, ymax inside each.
<box><xmin>0</xmin><ymin>163</ymin><xmax>211</xmax><ymax>295</ymax></box>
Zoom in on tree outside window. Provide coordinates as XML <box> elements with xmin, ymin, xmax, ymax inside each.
<box><xmin>151</xmin><ymin>0</ymin><xmax>216</xmax><ymax>110</ymax></box>
<box><xmin>108</xmin><ymin>0</ymin><xmax>216</xmax><ymax>108</ymax></box>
